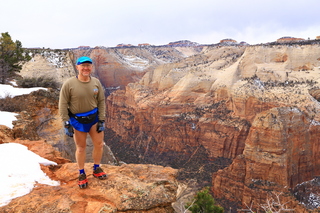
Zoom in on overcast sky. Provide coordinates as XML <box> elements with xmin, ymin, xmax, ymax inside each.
<box><xmin>1</xmin><ymin>0</ymin><xmax>319</xmax><ymax>49</ymax></box>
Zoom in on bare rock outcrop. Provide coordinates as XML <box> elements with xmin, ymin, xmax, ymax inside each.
<box><xmin>0</xmin><ymin>140</ymin><xmax>179</xmax><ymax>213</ymax></box>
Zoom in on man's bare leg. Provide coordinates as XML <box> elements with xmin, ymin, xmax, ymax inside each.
<box><xmin>89</xmin><ymin>123</ymin><xmax>107</xmax><ymax>179</ymax></box>
<box><xmin>73</xmin><ymin>129</ymin><xmax>88</xmax><ymax>170</ymax></box>
<box><xmin>89</xmin><ymin>123</ymin><xmax>104</xmax><ymax>165</ymax></box>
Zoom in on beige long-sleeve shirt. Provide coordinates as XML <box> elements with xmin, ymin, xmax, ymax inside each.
<box><xmin>59</xmin><ymin>76</ymin><xmax>106</xmax><ymax>122</ymax></box>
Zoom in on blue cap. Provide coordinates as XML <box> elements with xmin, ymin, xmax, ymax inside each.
<box><xmin>76</xmin><ymin>56</ymin><xmax>92</xmax><ymax>65</ymax></box>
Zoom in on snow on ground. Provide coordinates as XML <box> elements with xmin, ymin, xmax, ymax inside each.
<box><xmin>0</xmin><ymin>84</ymin><xmax>59</xmax><ymax>207</ymax></box>
<box><xmin>41</xmin><ymin>51</ymin><xmax>66</xmax><ymax>68</ymax></box>
<box><xmin>122</xmin><ymin>55</ymin><xmax>149</xmax><ymax>70</ymax></box>
<box><xmin>9</xmin><ymin>80</ymin><xmax>17</xmax><ymax>86</ymax></box>
<box><xmin>0</xmin><ymin>83</ymin><xmax>47</xmax><ymax>128</ymax></box>
<box><xmin>0</xmin><ymin>84</ymin><xmax>47</xmax><ymax>98</ymax></box>
<box><xmin>0</xmin><ymin>111</ymin><xmax>18</xmax><ymax>129</ymax></box>
<box><xmin>0</xmin><ymin>83</ymin><xmax>57</xmax><ymax>207</ymax></box>
<box><xmin>0</xmin><ymin>143</ymin><xmax>59</xmax><ymax>207</ymax></box>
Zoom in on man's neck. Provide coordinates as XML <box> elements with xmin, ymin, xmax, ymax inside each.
<box><xmin>77</xmin><ymin>75</ymin><xmax>90</xmax><ymax>82</ymax></box>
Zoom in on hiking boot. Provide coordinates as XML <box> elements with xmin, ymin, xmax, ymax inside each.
<box><xmin>78</xmin><ymin>173</ymin><xmax>88</xmax><ymax>189</ymax></box>
<box><xmin>93</xmin><ymin>167</ymin><xmax>107</xmax><ymax>180</ymax></box>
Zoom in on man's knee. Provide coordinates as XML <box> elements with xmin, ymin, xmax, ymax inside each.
<box><xmin>94</xmin><ymin>140</ymin><xmax>104</xmax><ymax>149</ymax></box>
<box><xmin>76</xmin><ymin>145</ymin><xmax>86</xmax><ymax>153</ymax></box>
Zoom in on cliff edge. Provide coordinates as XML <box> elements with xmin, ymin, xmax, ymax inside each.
<box><xmin>0</xmin><ymin>139</ymin><xmax>179</xmax><ymax>213</ymax></box>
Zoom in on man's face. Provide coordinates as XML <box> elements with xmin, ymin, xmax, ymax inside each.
<box><xmin>77</xmin><ymin>63</ymin><xmax>93</xmax><ymax>77</ymax></box>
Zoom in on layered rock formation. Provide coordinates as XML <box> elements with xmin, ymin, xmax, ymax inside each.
<box><xmin>276</xmin><ymin>36</ymin><xmax>305</xmax><ymax>43</ymax></box>
<box><xmin>105</xmin><ymin>42</ymin><xmax>320</xmax><ymax>211</ymax></box>
<box><xmin>15</xmin><ymin>41</ymin><xmax>320</xmax><ymax>211</ymax></box>
<box><xmin>212</xmin><ymin>107</ymin><xmax>320</xmax><ymax>212</ymax></box>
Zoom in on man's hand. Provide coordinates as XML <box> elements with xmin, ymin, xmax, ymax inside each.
<box><xmin>64</xmin><ymin>121</ymin><xmax>74</xmax><ymax>137</ymax></box>
<box><xmin>97</xmin><ymin>120</ymin><xmax>105</xmax><ymax>133</ymax></box>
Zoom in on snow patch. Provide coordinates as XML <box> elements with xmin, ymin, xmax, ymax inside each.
<box><xmin>253</xmin><ymin>78</ymin><xmax>264</xmax><ymax>89</ymax></box>
<box><xmin>311</xmin><ymin>120</ymin><xmax>320</xmax><ymax>126</ymax></box>
<box><xmin>0</xmin><ymin>84</ymin><xmax>47</xmax><ymax>98</ymax></box>
<box><xmin>307</xmin><ymin>193</ymin><xmax>320</xmax><ymax>208</ymax></box>
<box><xmin>0</xmin><ymin>143</ymin><xmax>59</xmax><ymax>207</ymax></box>
<box><xmin>9</xmin><ymin>80</ymin><xmax>17</xmax><ymax>86</ymax></box>
<box><xmin>0</xmin><ymin>111</ymin><xmax>18</xmax><ymax>129</ymax></box>
<box><xmin>123</xmin><ymin>55</ymin><xmax>149</xmax><ymax>70</ymax></box>
<box><xmin>31</xmin><ymin>50</ymin><xmax>67</xmax><ymax>68</ymax></box>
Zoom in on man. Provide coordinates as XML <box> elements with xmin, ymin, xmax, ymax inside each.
<box><xmin>59</xmin><ymin>56</ymin><xmax>107</xmax><ymax>189</ymax></box>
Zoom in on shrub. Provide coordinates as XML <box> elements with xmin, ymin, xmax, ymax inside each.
<box><xmin>0</xmin><ymin>95</ymin><xmax>23</xmax><ymax>112</ymax></box>
<box><xmin>17</xmin><ymin>77</ymin><xmax>59</xmax><ymax>89</ymax></box>
<box><xmin>186</xmin><ymin>187</ymin><xmax>224</xmax><ymax>213</ymax></box>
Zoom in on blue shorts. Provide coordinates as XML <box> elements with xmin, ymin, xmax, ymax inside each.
<box><xmin>70</xmin><ymin>108</ymin><xmax>99</xmax><ymax>132</ymax></box>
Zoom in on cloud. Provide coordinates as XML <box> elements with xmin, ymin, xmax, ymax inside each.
<box><xmin>1</xmin><ymin>0</ymin><xmax>319</xmax><ymax>48</ymax></box>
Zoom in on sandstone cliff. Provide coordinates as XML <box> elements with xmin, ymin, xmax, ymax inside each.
<box><xmin>212</xmin><ymin>107</ymin><xmax>320</xmax><ymax>212</ymax></box>
<box><xmin>105</xmin><ymin>42</ymin><xmax>320</xmax><ymax>211</ymax></box>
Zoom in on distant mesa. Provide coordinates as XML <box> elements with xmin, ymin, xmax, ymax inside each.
<box><xmin>77</xmin><ymin>46</ymin><xmax>91</xmax><ymax>49</ymax></box>
<box><xmin>76</xmin><ymin>39</ymin><xmax>253</xmax><ymax>50</ymax></box>
<box><xmin>138</xmin><ymin>43</ymin><xmax>151</xmax><ymax>47</ymax></box>
<box><xmin>116</xmin><ymin>43</ymin><xmax>134</xmax><ymax>48</ymax></box>
<box><xmin>276</xmin><ymin>36</ymin><xmax>305</xmax><ymax>43</ymax></box>
<box><xmin>220</xmin><ymin>38</ymin><xmax>237</xmax><ymax>44</ymax></box>
<box><xmin>77</xmin><ymin>35</ymin><xmax>320</xmax><ymax>50</ymax></box>
<box><xmin>219</xmin><ymin>38</ymin><xmax>250</xmax><ymax>46</ymax></box>
<box><xmin>239</xmin><ymin>41</ymin><xmax>249</xmax><ymax>46</ymax></box>
<box><xmin>116</xmin><ymin>40</ymin><xmax>200</xmax><ymax>48</ymax></box>
<box><xmin>93</xmin><ymin>46</ymin><xmax>107</xmax><ymax>49</ymax></box>
<box><xmin>166</xmin><ymin>40</ymin><xmax>199</xmax><ymax>47</ymax></box>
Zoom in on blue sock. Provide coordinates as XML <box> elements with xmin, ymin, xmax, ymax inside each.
<box><xmin>79</xmin><ymin>169</ymin><xmax>85</xmax><ymax>175</ymax></box>
<box><xmin>93</xmin><ymin>164</ymin><xmax>100</xmax><ymax>171</ymax></box>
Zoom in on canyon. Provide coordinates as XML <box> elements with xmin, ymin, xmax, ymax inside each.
<box><xmin>103</xmin><ymin>42</ymin><xmax>320</xmax><ymax>211</ymax></box>
<box><xmin>3</xmin><ymin>39</ymin><xmax>320</xmax><ymax>212</ymax></box>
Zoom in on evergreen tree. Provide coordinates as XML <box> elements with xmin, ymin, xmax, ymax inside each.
<box><xmin>0</xmin><ymin>32</ymin><xmax>31</xmax><ymax>83</ymax></box>
<box><xmin>186</xmin><ymin>187</ymin><xmax>224</xmax><ymax>213</ymax></box>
